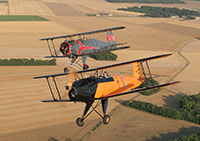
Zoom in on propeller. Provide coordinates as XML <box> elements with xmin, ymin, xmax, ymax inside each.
<box><xmin>55</xmin><ymin>64</ymin><xmax>81</xmax><ymax>111</ymax></box>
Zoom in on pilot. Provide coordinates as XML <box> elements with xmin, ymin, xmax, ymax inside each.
<box><xmin>103</xmin><ymin>71</ymin><xmax>109</xmax><ymax>78</ymax></box>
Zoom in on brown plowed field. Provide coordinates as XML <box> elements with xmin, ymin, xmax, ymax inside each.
<box><xmin>147</xmin><ymin>22</ymin><xmax>200</xmax><ymax>38</ymax></box>
<box><xmin>44</xmin><ymin>3</ymin><xmax>85</xmax><ymax>16</ymax></box>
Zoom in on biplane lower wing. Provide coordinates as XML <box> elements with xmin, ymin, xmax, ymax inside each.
<box><xmin>41</xmin><ymin>99</ymin><xmax>72</xmax><ymax>102</ymax></box>
<box><xmin>44</xmin><ymin>55</ymin><xmax>69</xmax><ymax>58</ymax></box>
<box><xmin>99</xmin><ymin>81</ymin><xmax>180</xmax><ymax>99</ymax></box>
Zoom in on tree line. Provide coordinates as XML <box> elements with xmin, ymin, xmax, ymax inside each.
<box><xmin>106</xmin><ymin>0</ymin><xmax>185</xmax><ymax>4</ymax></box>
<box><xmin>117</xmin><ymin>6</ymin><xmax>200</xmax><ymax>17</ymax></box>
<box><xmin>169</xmin><ymin>133</ymin><xmax>200</xmax><ymax>141</ymax></box>
<box><xmin>138</xmin><ymin>79</ymin><xmax>160</xmax><ymax>95</ymax></box>
<box><xmin>124</xmin><ymin>93</ymin><xmax>200</xmax><ymax>125</ymax></box>
<box><xmin>90</xmin><ymin>52</ymin><xmax>118</xmax><ymax>60</ymax></box>
<box><xmin>0</xmin><ymin>58</ymin><xmax>56</xmax><ymax>66</ymax></box>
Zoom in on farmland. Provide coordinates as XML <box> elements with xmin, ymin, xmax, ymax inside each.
<box><xmin>0</xmin><ymin>0</ymin><xmax>200</xmax><ymax>140</ymax></box>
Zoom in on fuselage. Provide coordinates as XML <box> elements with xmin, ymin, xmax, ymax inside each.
<box><xmin>68</xmin><ymin>74</ymin><xmax>143</xmax><ymax>102</ymax></box>
<box><xmin>60</xmin><ymin>38</ymin><xmax>114</xmax><ymax>57</ymax></box>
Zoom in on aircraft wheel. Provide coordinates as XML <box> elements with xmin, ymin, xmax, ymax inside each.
<box><xmin>76</xmin><ymin>117</ymin><xmax>84</xmax><ymax>127</ymax></box>
<box><xmin>83</xmin><ymin>64</ymin><xmax>89</xmax><ymax>70</ymax></box>
<box><xmin>64</xmin><ymin>67</ymin><xmax>69</xmax><ymax>73</ymax></box>
<box><xmin>103</xmin><ymin>115</ymin><xmax>110</xmax><ymax>125</ymax></box>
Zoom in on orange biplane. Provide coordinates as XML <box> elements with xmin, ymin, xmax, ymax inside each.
<box><xmin>33</xmin><ymin>53</ymin><xmax>180</xmax><ymax>127</ymax></box>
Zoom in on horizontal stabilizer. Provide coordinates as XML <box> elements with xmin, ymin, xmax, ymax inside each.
<box><xmin>79</xmin><ymin>46</ymin><xmax>130</xmax><ymax>56</ymax></box>
<box><xmin>99</xmin><ymin>81</ymin><xmax>180</xmax><ymax>99</ymax></box>
<box><xmin>42</xmin><ymin>99</ymin><xmax>72</xmax><ymax>102</ymax></box>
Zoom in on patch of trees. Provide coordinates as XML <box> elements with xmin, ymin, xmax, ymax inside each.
<box><xmin>169</xmin><ymin>133</ymin><xmax>200</xmax><ymax>141</ymax></box>
<box><xmin>124</xmin><ymin>93</ymin><xmax>200</xmax><ymax>125</ymax></box>
<box><xmin>106</xmin><ymin>0</ymin><xmax>185</xmax><ymax>4</ymax></box>
<box><xmin>117</xmin><ymin>6</ymin><xmax>200</xmax><ymax>17</ymax></box>
<box><xmin>179</xmin><ymin>94</ymin><xmax>200</xmax><ymax>124</ymax></box>
<box><xmin>138</xmin><ymin>79</ymin><xmax>160</xmax><ymax>95</ymax></box>
<box><xmin>0</xmin><ymin>58</ymin><xmax>56</xmax><ymax>66</ymax></box>
<box><xmin>86</xmin><ymin>14</ymin><xmax>96</xmax><ymax>16</ymax></box>
<box><xmin>90</xmin><ymin>52</ymin><xmax>118</xmax><ymax>60</ymax></box>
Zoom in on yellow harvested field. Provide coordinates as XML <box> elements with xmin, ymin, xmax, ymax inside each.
<box><xmin>0</xmin><ymin>21</ymin><xmax>77</xmax><ymax>49</ymax></box>
<box><xmin>185</xmin><ymin>19</ymin><xmax>200</xmax><ymax>25</ymax></box>
<box><xmin>111</xmin><ymin>17</ymin><xmax>180</xmax><ymax>25</ymax></box>
<box><xmin>167</xmin><ymin>20</ymin><xmax>200</xmax><ymax>30</ymax></box>
<box><xmin>0</xmin><ymin>21</ymin><xmax>75</xmax><ymax>33</ymax></box>
<box><xmin>0</xmin><ymin>3</ymin><xmax>8</xmax><ymax>15</ymax></box>
<box><xmin>180</xmin><ymin>39</ymin><xmax>200</xmax><ymax>52</ymax></box>
<box><xmin>9</xmin><ymin>0</ymin><xmax>37</xmax><ymax>15</ymax></box>
<box><xmin>175</xmin><ymin>52</ymin><xmax>200</xmax><ymax>82</ymax></box>
<box><xmin>8</xmin><ymin>0</ymin><xmax>55</xmax><ymax>16</ymax></box>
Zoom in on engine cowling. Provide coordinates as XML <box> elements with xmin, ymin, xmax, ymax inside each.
<box><xmin>68</xmin><ymin>87</ymin><xmax>78</xmax><ymax>101</ymax></box>
<box><xmin>68</xmin><ymin>77</ymin><xmax>98</xmax><ymax>102</ymax></box>
<box><xmin>60</xmin><ymin>41</ymin><xmax>69</xmax><ymax>55</ymax></box>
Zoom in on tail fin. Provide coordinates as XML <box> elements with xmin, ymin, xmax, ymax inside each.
<box><xmin>107</xmin><ymin>31</ymin><xmax>116</xmax><ymax>46</ymax></box>
<box><xmin>133</xmin><ymin>62</ymin><xmax>146</xmax><ymax>85</ymax></box>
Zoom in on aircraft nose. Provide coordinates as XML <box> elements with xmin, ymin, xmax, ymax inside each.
<box><xmin>68</xmin><ymin>87</ymin><xmax>77</xmax><ymax>101</ymax></box>
<box><xmin>60</xmin><ymin>42</ymin><xmax>69</xmax><ymax>54</ymax></box>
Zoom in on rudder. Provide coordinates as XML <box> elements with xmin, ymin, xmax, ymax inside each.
<box><xmin>107</xmin><ymin>31</ymin><xmax>116</xmax><ymax>46</ymax></box>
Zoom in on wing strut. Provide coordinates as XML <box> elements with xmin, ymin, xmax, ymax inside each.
<box><xmin>45</xmin><ymin>39</ymin><xmax>58</xmax><ymax>57</ymax></box>
<box><xmin>52</xmin><ymin>77</ymin><xmax>61</xmax><ymax>100</ymax></box>
<box><xmin>46</xmin><ymin>77</ymin><xmax>56</xmax><ymax>100</ymax></box>
<box><xmin>145</xmin><ymin>60</ymin><xmax>154</xmax><ymax>86</ymax></box>
<box><xmin>47</xmin><ymin>40</ymin><xmax>53</xmax><ymax>57</ymax></box>
<box><xmin>51</xmin><ymin>39</ymin><xmax>58</xmax><ymax>56</ymax></box>
<box><xmin>45</xmin><ymin>77</ymin><xmax>62</xmax><ymax>101</ymax></box>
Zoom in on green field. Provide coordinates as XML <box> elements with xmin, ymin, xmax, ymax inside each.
<box><xmin>0</xmin><ymin>1</ymin><xmax>8</xmax><ymax>3</ymax></box>
<box><xmin>0</xmin><ymin>15</ymin><xmax>49</xmax><ymax>21</ymax></box>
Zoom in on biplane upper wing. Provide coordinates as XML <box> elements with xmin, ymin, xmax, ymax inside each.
<box><xmin>33</xmin><ymin>53</ymin><xmax>172</xmax><ymax>79</ymax></box>
<box><xmin>98</xmin><ymin>81</ymin><xmax>180</xmax><ymax>99</ymax></box>
<box><xmin>39</xmin><ymin>26</ymin><xmax>125</xmax><ymax>41</ymax></box>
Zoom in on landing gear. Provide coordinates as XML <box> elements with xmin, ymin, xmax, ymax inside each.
<box><xmin>83</xmin><ymin>64</ymin><xmax>89</xmax><ymax>70</ymax></box>
<box><xmin>64</xmin><ymin>64</ymin><xmax>88</xmax><ymax>72</ymax></box>
<box><xmin>76</xmin><ymin>117</ymin><xmax>84</xmax><ymax>127</ymax></box>
<box><xmin>64</xmin><ymin>67</ymin><xmax>69</xmax><ymax>73</ymax></box>
<box><xmin>103</xmin><ymin>115</ymin><xmax>110</xmax><ymax>125</ymax></box>
<box><xmin>75</xmin><ymin>99</ymin><xmax>110</xmax><ymax>127</ymax></box>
